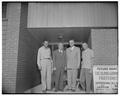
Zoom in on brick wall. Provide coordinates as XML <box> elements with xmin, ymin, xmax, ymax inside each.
<box><xmin>2</xmin><ymin>3</ymin><xmax>21</xmax><ymax>93</ymax></box>
<box><xmin>16</xmin><ymin>3</ymin><xmax>41</xmax><ymax>93</ymax></box>
<box><xmin>2</xmin><ymin>19</ymin><xmax>7</xmax><ymax>80</ymax></box>
<box><xmin>16</xmin><ymin>31</ymin><xmax>40</xmax><ymax>93</ymax></box>
<box><xmin>91</xmin><ymin>29</ymin><xmax>118</xmax><ymax>65</ymax></box>
<box><xmin>2</xmin><ymin>19</ymin><xmax>8</xmax><ymax>93</ymax></box>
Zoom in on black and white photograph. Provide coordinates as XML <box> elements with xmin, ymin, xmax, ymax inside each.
<box><xmin>2</xmin><ymin>1</ymin><xmax>118</xmax><ymax>94</ymax></box>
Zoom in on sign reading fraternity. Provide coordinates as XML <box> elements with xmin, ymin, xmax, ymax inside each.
<box><xmin>93</xmin><ymin>65</ymin><xmax>118</xmax><ymax>93</ymax></box>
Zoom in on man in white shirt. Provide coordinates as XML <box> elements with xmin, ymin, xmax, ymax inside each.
<box><xmin>66</xmin><ymin>40</ymin><xmax>80</xmax><ymax>91</ymax></box>
<box><xmin>37</xmin><ymin>41</ymin><xmax>52</xmax><ymax>92</ymax></box>
<box><xmin>80</xmin><ymin>42</ymin><xmax>94</xmax><ymax>93</ymax></box>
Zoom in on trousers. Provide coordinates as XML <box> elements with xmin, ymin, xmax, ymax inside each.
<box><xmin>67</xmin><ymin>69</ymin><xmax>77</xmax><ymax>89</ymax></box>
<box><xmin>80</xmin><ymin>68</ymin><xmax>92</xmax><ymax>92</ymax></box>
<box><xmin>55</xmin><ymin>68</ymin><xmax>64</xmax><ymax>90</ymax></box>
<box><xmin>41</xmin><ymin>59</ymin><xmax>52</xmax><ymax>90</ymax></box>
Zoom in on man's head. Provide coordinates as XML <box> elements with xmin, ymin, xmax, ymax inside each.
<box><xmin>82</xmin><ymin>42</ymin><xmax>88</xmax><ymax>50</ymax></box>
<box><xmin>43</xmin><ymin>41</ymin><xmax>48</xmax><ymax>48</ymax></box>
<box><xmin>69</xmin><ymin>40</ymin><xmax>75</xmax><ymax>47</ymax></box>
<box><xmin>58</xmin><ymin>43</ymin><xmax>64</xmax><ymax>50</ymax></box>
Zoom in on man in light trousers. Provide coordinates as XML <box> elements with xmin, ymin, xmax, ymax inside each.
<box><xmin>37</xmin><ymin>41</ymin><xmax>52</xmax><ymax>92</ymax></box>
<box><xmin>66</xmin><ymin>40</ymin><xmax>80</xmax><ymax>91</ymax></box>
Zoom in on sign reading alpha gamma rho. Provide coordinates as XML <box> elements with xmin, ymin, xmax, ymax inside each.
<box><xmin>93</xmin><ymin>65</ymin><xmax>118</xmax><ymax>93</ymax></box>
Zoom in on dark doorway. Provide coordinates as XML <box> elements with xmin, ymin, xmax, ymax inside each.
<box><xmin>17</xmin><ymin>27</ymin><xmax>91</xmax><ymax>92</ymax></box>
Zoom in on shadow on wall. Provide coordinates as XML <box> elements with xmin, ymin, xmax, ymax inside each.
<box><xmin>16</xmin><ymin>30</ymin><xmax>41</xmax><ymax>93</ymax></box>
<box><xmin>16</xmin><ymin>3</ymin><xmax>41</xmax><ymax>93</ymax></box>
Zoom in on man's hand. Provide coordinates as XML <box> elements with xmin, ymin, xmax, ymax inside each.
<box><xmin>51</xmin><ymin>60</ymin><xmax>53</xmax><ymax>65</ymax></box>
<box><xmin>38</xmin><ymin>65</ymin><xmax>42</xmax><ymax>70</ymax></box>
<box><xmin>53</xmin><ymin>67</ymin><xmax>56</xmax><ymax>71</ymax></box>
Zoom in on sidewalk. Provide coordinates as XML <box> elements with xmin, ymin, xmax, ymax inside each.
<box><xmin>24</xmin><ymin>84</ymin><xmax>93</xmax><ymax>93</ymax></box>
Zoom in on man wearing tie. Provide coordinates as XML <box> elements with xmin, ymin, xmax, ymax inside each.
<box><xmin>37</xmin><ymin>41</ymin><xmax>52</xmax><ymax>92</ymax></box>
<box><xmin>53</xmin><ymin>43</ymin><xmax>67</xmax><ymax>91</ymax></box>
<box><xmin>66</xmin><ymin>40</ymin><xmax>80</xmax><ymax>91</ymax></box>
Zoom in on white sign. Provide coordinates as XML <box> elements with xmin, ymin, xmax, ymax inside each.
<box><xmin>93</xmin><ymin>65</ymin><xmax>118</xmax><ymax>93</ymax></box>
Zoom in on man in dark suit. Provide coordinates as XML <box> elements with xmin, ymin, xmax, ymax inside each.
<box><xmin>53</xmin><ymin>43</ymin><xmax>67</xmax><ymax>91</ymax></box>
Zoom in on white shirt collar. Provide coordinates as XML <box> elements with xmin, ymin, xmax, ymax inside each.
<box><xmin>59</xmin><ymin>49</ymin><xmax>63</xmax><ymax>53</ymax></box>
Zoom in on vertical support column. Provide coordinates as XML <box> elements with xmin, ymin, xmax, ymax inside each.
<box><xmin>2</xmin><ymin>3</ymin><xmax>21</xmax><ymax>93</ymax></box>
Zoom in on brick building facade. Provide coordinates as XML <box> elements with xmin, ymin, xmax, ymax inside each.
<box><xmin>2</xmin><ymin>2</ymin><xmax>118</xmax><ymax>93</ymax></box>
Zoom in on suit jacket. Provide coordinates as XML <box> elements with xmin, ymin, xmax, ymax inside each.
<box><xmin>66</xmin><ymin>46</ymin><xmax>80</xmax><ymax>69</ymax></box>
<box><xmin>53</xmin><ymin>50</ymin><xmax>67</xmax><ymax>69</ymax></box>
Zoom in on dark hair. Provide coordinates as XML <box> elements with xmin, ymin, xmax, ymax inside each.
<box><xmin>82</xmin><ymin>42</ymin><xmax>88</xmax><ymax>45</ymax></box>
<box><xmin>43</xmin><ymin>40</ymin><xmax>48</xmax><ymax>43</ymax></box>
<box><xmin>69</xmin><ymin>39</ymin><xmax>75</xmax><ymax>42</ymax></box>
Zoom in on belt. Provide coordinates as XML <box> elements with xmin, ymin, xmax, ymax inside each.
<box><xmin>40</xmin><ymin>58</ymin><xmax>51</xmax><ymax>60</ymax></box>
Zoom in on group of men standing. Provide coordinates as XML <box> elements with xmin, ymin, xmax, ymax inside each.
<box><xmin>37</xmin><ymin>40</ymin><xmax>94</xmax><ymax>93</ymax></box>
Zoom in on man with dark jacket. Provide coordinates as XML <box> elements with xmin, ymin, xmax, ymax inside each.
<box><xmin>53</xmin><ymin>43</ymin><xmax>67</xmax><ymax>91</ymax></box>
